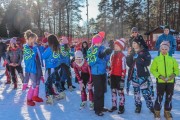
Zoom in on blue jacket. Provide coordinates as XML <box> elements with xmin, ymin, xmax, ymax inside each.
<box><xmin>23</xmin><ymin>44</ymin><xmax>37</xmax><ymax>74</ymax></box>
<box><xmin>87</xmin><ymin>45</ymin><xmax>109</xmax><ymax>75</ymax></box>
<box><xmin>42</xmin><ymin>47</ymin><xmax>61</xmax><ymax>68</ymax></box>
<box><xmin>155</xmin><ymin>33</ymin><xmax>176</xmax><ymax>56</ymax></box>
<box><xmin>59</xmin><ymin>45</ymin><xmax>70</xmax><ymax>66</ymax></box>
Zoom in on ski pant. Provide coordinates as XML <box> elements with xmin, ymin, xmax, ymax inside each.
<box><xmin>45</xmin><ymin>67</ymin><xmax>62</xmax><ymax>96</ymax></box>
<box><xmin>59</xmin><ymin>63</ymin><xmax>72</xmax><ymax>86</ymax></box>
<box><xmin>147</xmin><ymin>77</ymin><xmax>154</xmax><ymax>97</ymax></box>
<box><xmin>110</xmin><ymin>75</ymin><xmax>125</xmax><ymax>107</ymax></box>
<box><xmin>80</xmin><ymin>72</ymin><xmax>93</xmax><ymax>102</ymax></box>
<box><xmin>154</xmin><ymin>83</ymin><xmax>174</xmax><ymax>111</ymax></box>
<box><xmin>24</xmin><ymin>73</ymin><xmax>37</xmax><ymax>88</ymax></box>
<box><xmin>93</xmin><ymin>74</ymin><xmax>106</xmax><ymax>113</ymax></box>
<box><xmin>132</xmin><ymin>76</ymin><xmax>153</xmax><ymax>109</ymax></box>
<box><xmin>9</xmin><ymin>65</ymin><xmax>24</xmax><ymax>83</ymax></box>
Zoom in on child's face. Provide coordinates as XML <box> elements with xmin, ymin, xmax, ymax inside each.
<box><xmin>83</xmin><ymin>43</ymin><xmax>87</xmax><ymax>47</ymax></box>
<box><xmin>114</xmin><ymin>44</ymin><xmax>121</xmax><ymax>51</ymax></box>
<box><xmin>164</xmin><ymin>29</ymin><xmax>169</xmax><ymax>35</ymax></box>
<box><xmin>28</xmin><ymin>37</ymin><xmax>36</xmax><ymax>45</ymax></box>
<box><xmin>160</xmin><ymin>48</ymin><xmax>168</xmax><ymax>55</ymax></box>
<box><xmin>75</xmin><ymin>59</ymin><xmax>83</xmax><ymax>65</ymax></box>
<box><xmin>132</xmin><ymin>42</ymin><xmax>140</xmax><ymax>49</ymax></box>
<box><xmin>94</xmin><ymin>42</ymin><xmax>101</xmax><ymax>47</ymax></box>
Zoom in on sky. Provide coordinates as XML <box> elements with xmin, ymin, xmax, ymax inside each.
<box><xmin>80</xmin><ymin>0</ymin><xmax>101</xmax><ymax>26</ymax></box>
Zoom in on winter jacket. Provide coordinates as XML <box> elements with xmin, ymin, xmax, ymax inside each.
<box><xmin>42</xmin><ymin>47</ymin><xmax>61</xmax><ymax>68</ymax></box>
<box><xmin>73</xmin><ymin>59</ymin><xmax>92</xmax><ymax>83</ymax></box>
<box><xmin>126</xmin><ymin>49</ymin><xmax>151</xmax><ymax>81</ymax></box>
<box><xmin>6</xmin><ymin>47</ymin><xmax>23</xmax><ymax>65</ymax></box>
<box><xmin>23</xmin><ymin>44</ymin><xmax>37</xmax><ymax>74</ymax></box>
<box><xmin>0</xmin><ymin>42</ymin><xmax>7</xmax><ymax>56</ymax></box>
<box><xmin>59</xmin><ymin>45</ymin><xmax>70</xmax><ymax>66</ymax></box>
<box><xmin>150</xmin><ymin>53</ymin><xmax>179</xmax><ymax>83</ymax></box>
<box><xmin>155</xmin><ymin>33</ymin><xmax>176</xmax><ymax>56</ymax></box>
<box><xmin>110</xmin><ymin>51</ymin><xmax>126</xmax><ymax>77</ymax></box>
<box><xmin>128</xmin><ymin>34</ymin><xmax>148</xmax><ymax>49</ymax></box>
<box><xmin>87</xmin><ymin>45</ymin><xmax>109</xmax><ymax>75</ymax></box>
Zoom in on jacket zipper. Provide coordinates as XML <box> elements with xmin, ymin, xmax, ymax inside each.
<box><xmin>164</xmin><ymin>56</ymin><xmax>167</xmax><ymax>77</ymax></box>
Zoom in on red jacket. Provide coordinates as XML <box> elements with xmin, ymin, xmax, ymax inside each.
<box><xmin>73</xmin><ymin>59</ymin><xmax>92</xmax><ymax>83</ymax></box>
<box><xmin>110</xmin><ymin>51</ymin><xmax>126</xmax><ymax>78</ymax></box>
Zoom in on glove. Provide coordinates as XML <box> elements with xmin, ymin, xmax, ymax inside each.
<box><xmin>79</xmin><ymin>80</ymin><xmax>84</xmax><ymax>91</ymax></box>
<box><xmin>40</xmin><ymin>76</ymin><xmax>45</xmax><ymax>83</ymax></box>
<box><xmin>3</xmin><ymin>60</ymin><xmax>8</xmax><ymax>67</ymax></box>
<box><xmin>105</xmin><ymin>48</ymin><xmax>112</xmax><ymax>55</ymax></box>
<box><xmin>158</xmin><ymin>75</ymin><xmax>166</xmax><ymax>81</ymax></box>
<box><xmin>87</xmin><ymin>82</ymin><xmax>92</xmax><ymax>90</ymax></box>
<box><xmin>168</xmin><ymin>74</ymin><xmax>176</xmax><ymax>81</ymax></box>
<box><xmin>98</xmin><ymin>51</ymin><xmax>106</xmax><ymax>59</ymax></box>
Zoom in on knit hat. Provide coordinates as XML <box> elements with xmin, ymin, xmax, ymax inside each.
<box><xmin>10</xmin><ymin>37</ymin><xmax>17</xmax><ymax>44</ymax></box>
<box><xmin>164</xmin><ymin>25</ymin><xmax>170</xmax><ymax>30</ymax></box>
<box><xmin>114</xmin><ymin>38</ymin><xmax>126</xmax><ymax>50</ymax></box>
<box><xmin>132</xmin><ymin>37</ymin><xmax>143</xmax><ymax>46</ymax></box>
<box><xmin>92</xmin><ymin>35</ymin><xmax>103</xmax><ymax>45</ymax></box>
<box><xmin>160</xmin><ymin>41</ymin><xmax>170</xmax><ymax>51</ymax></box>
<box><xmin>75</xmin><ymin>50</ymin><xmax>83</xmax><ymax>59</ymax></box>
<box><xmin>131</xmin><ymin>27</ymin><xmax>138</xmax><ymax>33</ymax></box>
<box><xmin>98</xmin><ymin>31</ymin><xmax>105</xmax><ymax>39</ymax></box>
<box><xmin>61</xmin><ymin>36</ymin><xmax>68</xmax><ymax>44</ymax></box>
<box><xmin>42</xmin><ymin>38</ymin><xmax>48</xmax><ymax>43</ymax></box>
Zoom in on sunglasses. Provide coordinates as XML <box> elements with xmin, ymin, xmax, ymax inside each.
<box><xmin>132</xmin><ymin>32</ymin><xmax>137</xmax><ymax>33</ymax></box>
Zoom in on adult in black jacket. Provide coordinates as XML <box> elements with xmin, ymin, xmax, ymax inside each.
<box><xmin>126</xmin><ymin>39</ymin><xmax>154</xmax><ymax>114</ymax></box>
<box><xmin>128</xmin><ymin>27</ymin><xmax>148</xmax><ymax>50</ymax></box>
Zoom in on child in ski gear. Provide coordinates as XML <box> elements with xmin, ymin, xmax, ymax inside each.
<box><xmin>73</xmin><ymin>50</ymin><xmax>93</xmax><ymax>109</ymax></box>
<box><xmin>126</xmin><ymin>39</ymin><xmax>154</xmax><ymax>113</ymax></box>
<box><xmin>87</xmin><ymin>33</ymin><xmax>112</xmax><ymax>116</ymax></box>
<box><xmin>81</xmin><ymin>41</ymin><xmax>89</xmax><ymax>59</ymax></box>
<box><xmin>42</xmin><ymin>34</ymin><xmax>65</xmax><ymax>104</ymax></box>
<box><xmin>6</xmin><ymin>37</ymin><xmax>24</xmax><ymax>89</ymax></box>
<box><xmin>150</xmin><ymin>41</ymin><xmax>179</xmax><ymax>120</ymax></box>
<box><xmin>155</xmin><ymin>25</ymin><xmax>176</xmax><ymax>56</ymax></box>
<box><xmin>109</xmin><ymin>38</ymin><xmax>126</xmax><ymax>114</ymax></box>
<box><xmin>23</xmin><ymin>30</ymin><xmax>43</xmax><ymax>106</ymax></box>
<box><xmin>59</xmin><ymin>36</ymin><xmax>74</xmax><ymax>91</ymax></box>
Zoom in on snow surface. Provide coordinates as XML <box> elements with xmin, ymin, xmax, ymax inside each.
<box><xmin>0</xmin><ymin>51</ymin><xmax>180</xmax><ymax>120</ymax></box>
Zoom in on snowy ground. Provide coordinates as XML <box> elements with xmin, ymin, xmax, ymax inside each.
<box><xmin>0</xmin><ymin>51</ymin><xmax>180</xmax><ymax>120</ymax></box>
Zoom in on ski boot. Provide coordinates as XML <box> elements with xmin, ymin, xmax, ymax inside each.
<box><xmin>118</xmin><ymin>106</ymin><xmax>125</xmax><ymax>114</ymax></box>
<box><xmin>154</xmin><ymin>110</ymin><xmax>161</xmax><ymax>120</ymax></box>
<box><xmin>135</xmin><ymin>106</ymin><xmax>141</xmax><ymax>113</ymax></box>
<box><xmin>108</xmin><ymin>106</ymin><xmax>117</xmax><ymax>112</ymax></box>
<box><xmin>80</xmin><ymin>101</ymin><xmax>87</xmax><ymax>109</ymax></box>
<box><xmin>89</xmin><ymin>102</ymin><xmax>94</xmax><ymax>110</ymax></box>
<box><xmin>164</xmin><ymin>111</ymin><xmax>173</xmax><ymax>120</ymax></box>
<box><xmin>46</xmin><ymin>95</ymin><xmax>54</xmax><ymax>104</ymax></box>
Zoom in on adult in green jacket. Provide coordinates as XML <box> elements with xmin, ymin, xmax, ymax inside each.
<box><xmin>150</xmin><ymin>41</ymin><xmax>179</xmax><ymax>120</ymax></box>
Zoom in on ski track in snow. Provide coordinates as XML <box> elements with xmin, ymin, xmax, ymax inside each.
<box><xmin>0</xmin><ymin>51</ymin><xmax>180</xmax><ymax>120</ymax></box>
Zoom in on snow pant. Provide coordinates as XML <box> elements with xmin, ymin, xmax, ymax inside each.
<box><xmin>147</xmin><ymin>77</ymin><xmax>154</xmax><ymax>97</ymax></box>
<box><xmin>0</xmin><ymin>53</ymin><xmax>6</xmax><ymax>66</ymax></box>
<box><xmin>24</xmin><ymin>73</ymin><xmax>37</xmax><ymax>88</ymax></box>
<box><xmin>80</xmin><ymin>72</ymin><xmax>93</xmax><ymax>102</ymax></box>
<box><xmin>132</xmin><ymin>76</ymin><xmax>153</xmax><ymax>109</ymax></box>
<box><xmin>59</xmin><ymin>63</ymin><xmax>72</xmax><ymax>86</ymax></box>
<box><xmin>93</xmin><ymin>74</ymin><xmax>106</xmax><ymax>113</ymax></box>
<box><xmin>110</xmin><ymin>75</ymin><xmax>125</xmax><ymax>107</ymax></box>
<box><xmin>154</xmin><ymin>83</ymin><xmax>174</xmax><ymax>111</ymax></box>
<box><xmin>9</xmin><ymin>65</ymin><xmax>24</xmax><ymax>83</ymax></box>
<box><xmin>45</xmin><ymin>67</ymin><xmax>62</xmax><ymax>96</ymax></box>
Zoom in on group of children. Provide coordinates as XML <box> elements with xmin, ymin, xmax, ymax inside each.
<box><xmin>1</xmin><ymin>29</ymin><xmax>179</xmax><ymax>120</ymax></box>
